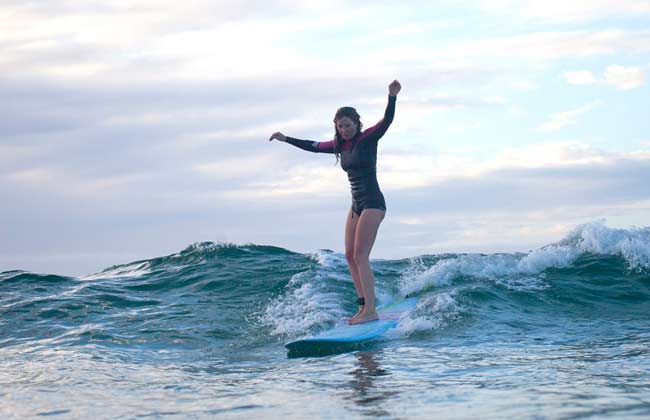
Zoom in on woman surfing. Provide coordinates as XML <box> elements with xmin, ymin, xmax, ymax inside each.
<box><xmin>269</xmin><ymin>80</ymin><xmax>401</xmax><ymax>324</ymax></box>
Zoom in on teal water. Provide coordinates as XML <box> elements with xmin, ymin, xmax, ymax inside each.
<box><xmin>2</xmin><ymin>222</ymin><xmax>649</xmax><ymax>419</ymax></box>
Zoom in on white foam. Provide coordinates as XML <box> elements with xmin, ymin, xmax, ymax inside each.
<box><xmin>516</xmin><ymin>245</ymin><xmax>579</xmax><ymax>274</ymax></box>
<box><xmin>398</xmin><ymin>256</ymin><xmax>460</xmax><ymax>295</ymax></box>
<box><xmin>399</xmin><ymin>221</ymin><xmax>650</xmax><ymax>295</ymax></box>
<box><xmin>563</xmin><ymin>221</ymin><xmax>650</xmax><ymax>271</ymax></box>
<box><xmin>307</xmin><ymin>249</ymin><xmax>347</xmax><ymax>270</ymax></box>
<box><xmin>389</xmin><ymin>292</ymin><xmax>462</xmax><ymax>337</ymax></box>
<box><xmin>81</xmin><ymin>261</ymin><xmax>152</xmax><ymax>280</ymax></box>
<box><xmin>399</xmin><ymin>253</ymin><xmax>552</xmax><ymax>295</ymax></box>
<box><xmin>262</xmin><ymin>271</ymin><xmax>346</xmax><ymax>336</ymax></box>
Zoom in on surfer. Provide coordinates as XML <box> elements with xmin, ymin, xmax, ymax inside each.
<box><xmin>269</xmin><ymin>80</ymin><xmax>401</xmax><ymax>324</ymax></box>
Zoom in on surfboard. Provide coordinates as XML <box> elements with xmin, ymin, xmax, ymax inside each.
<box><xmin>285</xmin><ymin>297</ymin><xmax>418</xmax><ymax>356</ymax></box>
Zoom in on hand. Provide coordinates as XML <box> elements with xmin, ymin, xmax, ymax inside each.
<box><xmin>389</xmin><ymin>79</ymin><xmax>401</xmax><ymax>96</ymax></box>
<box><xmin>269</xmin><ymin>132</ymin><xmax>287</xmax><ymax>142</ymax></box>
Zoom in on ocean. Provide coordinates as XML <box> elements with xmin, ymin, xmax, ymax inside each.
<box><xmin>2</xmin><ymin>222</ymin><xmax>649</xmax><ymax>419</ymax></box>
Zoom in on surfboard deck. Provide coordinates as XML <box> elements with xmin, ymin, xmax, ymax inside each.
<box><xmin>285</xmin><ymin>297</ymin><xmax>417</xmax><ymax>356</ymax></box>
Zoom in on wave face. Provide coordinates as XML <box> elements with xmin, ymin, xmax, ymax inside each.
<box><xmin>2</xmin><ymin>222</ymin><xmax>649</xmax><ymax>418</ymax></box>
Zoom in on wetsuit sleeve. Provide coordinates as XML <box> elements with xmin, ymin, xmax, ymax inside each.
<box><xmin>284</xmin><ymin>137</ymin><xmax>336</xmax><ymax>154</ymax></box>
<box><xmin>362</xmin><ymin>95</ymin><xmax>396</xmax><ymax>142</ymax></box>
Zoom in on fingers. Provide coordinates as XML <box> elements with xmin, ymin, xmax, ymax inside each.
<box><xmin>269</xmin><ymin>132</ymin><xmax>283</xmax><ymax>141</ymax></box>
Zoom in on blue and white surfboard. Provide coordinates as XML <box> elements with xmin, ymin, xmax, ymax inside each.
<box><xmin>285</xmin><ymin>297</ymin><xmax>418</xmax><ymax>355</ymax></box>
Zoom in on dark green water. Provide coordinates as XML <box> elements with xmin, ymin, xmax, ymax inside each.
<box><xmin>1</xmin><ymin>222</ymin><xmax>649</xmax><ymax>419</ymax></box>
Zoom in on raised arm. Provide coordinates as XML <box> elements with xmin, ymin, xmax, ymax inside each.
<box><xmin>360</xmin><ymin>80</ymin><xmax>401</xmax><ymax>142</ymax></box>
<box><xmin>269</xmin><ymin>132</ymin><xmax>335</xmax><ymax>154</ymax></box>
<box><xmin>361</xmin><ymin>95</ymin><xmax>396</xmax><ymax>141</ymax></box>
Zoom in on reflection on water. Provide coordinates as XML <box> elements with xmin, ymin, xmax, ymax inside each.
<box><xmin>346</xmin><ymin>351</ymin><xmax>402</xmax><ymax>419</ymax></box>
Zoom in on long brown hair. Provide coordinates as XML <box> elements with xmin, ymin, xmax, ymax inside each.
<box><xmin>333</xmin><ymin>106</ymin><xmax>363</xmax><ymax>165</ymax></box>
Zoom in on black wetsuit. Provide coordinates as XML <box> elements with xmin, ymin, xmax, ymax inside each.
<box><xmin>284</xmin><ymin>95</ymin><xmax>396</xmax><ymax>217</ymax></box>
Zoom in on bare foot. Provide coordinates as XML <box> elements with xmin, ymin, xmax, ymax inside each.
<box><xmin>347</xmin><ymin>306</ymin><xmax>364</xmax><ymax>324</ymax></box>
<box><xmin>348</xmin><ymin>310</ymin><xmax>378</xmax><ymax>325</ymax></box>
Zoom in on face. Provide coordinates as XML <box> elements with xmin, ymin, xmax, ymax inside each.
<box><xmin>336</xmin><ymin>116</ymin><xmax>358</xmax><ymax>140</ymax></box>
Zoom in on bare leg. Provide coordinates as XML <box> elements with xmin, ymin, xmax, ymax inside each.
<box><xmin>344</xmin><ymin>208</ymin><xmax>364</xmax><ymax>320</ymax></box>
<box><xmin>349</xmin><ymin>208</ymin><xmax>385</xmax><ymax>325</ymax></box>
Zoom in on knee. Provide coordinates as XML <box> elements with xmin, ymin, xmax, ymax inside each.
<box><xmin>345</xmin><ymin>249</ymin><xmax>355</xmax><ymax>263</ymax></box>
<box><xmin>353</xmin><ymin>251</ymin><xmax>369</xmax><ymax>266</ymax></box>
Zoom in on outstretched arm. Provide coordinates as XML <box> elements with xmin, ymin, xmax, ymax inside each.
<box><xmin>269</xmin><ymin>132</ymin><xmax>335</xmax><ymax>154</ymax></box>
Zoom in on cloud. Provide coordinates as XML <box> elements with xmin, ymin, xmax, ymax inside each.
<box><xmin>479</xmin><ymin>0</ymin><xmax>650</xmax><ymax>23</ymax></box>
<box><xmin>537</xmin><ymin>101</ymin><xmax>602</xmax><ymax>131</ymax></box>
<box><xmin>3</xmin><ymin>0</ymin><xmax>650</xmax><ymax>85</ymax></box>
<box><xmin>0</xmin><ymin>0</ymin><xmax>356</xmax><ymax>82</ymax></box>
<box><xmin>376</xmin><ymin>140</ymin><xmax>640</xmax><ymax>192</ymax></box>
<box><xmin>565</xmin><ymin>70</ymin><xmax>597</xmax><ymax>85</ymax></box>
<box><xmin>604</xmin><ymin>65</ymin><xmax>645</xmax><ymax>90</ymax></box>
<box><xmin>564</xmin><ymin>65</ymin><xmax>646</xmax><ymax>90</ymax></box>
<box><xmin>378</xmin><ymin>29</ymin><xmax>650</xmax><ymax>66</ymax></box>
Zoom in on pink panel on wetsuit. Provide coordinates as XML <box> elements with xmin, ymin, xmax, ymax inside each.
<box><xmin>358</xmin><ymin>119</ymin><xmax>384</xmax><ymax>142</ymax></box>
<box><xmin>317</xmin><ymin>140</ymin><xmax>336</xmax><ymax>152</ymax></box>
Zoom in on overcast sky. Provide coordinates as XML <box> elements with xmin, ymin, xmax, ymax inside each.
<box><xmin>1</xmin><ymin>0</ymin><xmax>649</xmax><ymax>276</ymax></box>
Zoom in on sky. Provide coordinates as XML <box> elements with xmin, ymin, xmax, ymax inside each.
<box><xmin>1</xmin><ymin>0</ymin><xmax>649</xmax><ymax>276</ymax></box>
